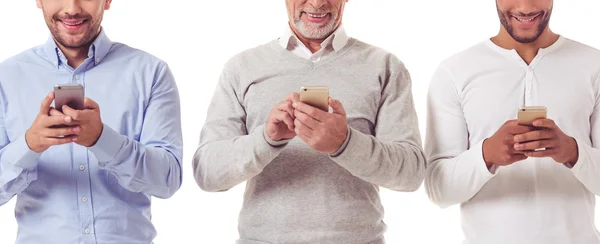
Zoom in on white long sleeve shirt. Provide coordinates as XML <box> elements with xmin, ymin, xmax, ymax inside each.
<box><xmin>425</xmin><ymin>36</ymin><xmax>600</xmax><ymax>244</ymax></box>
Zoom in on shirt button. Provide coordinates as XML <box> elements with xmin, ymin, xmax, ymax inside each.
<box><xmin>95</xmin><ymin>58</ymin><xmax>100</xmax><ymax>63</ymax></box>
<box><xmin>75</xmin><ymin>74</ymin><xmax>80</xmax><ymax>80</ymax></box>
<box><xmin>82</xmin><ymin>197</ymin><xmax>88</xmax><ymax>202</ymax></box>
<box><xmin>79</xmin><ymin>165</ymin><xmax>85</xmax><ymax>171</ymax></box>
<box><xmin>84</xmin><ymin>228</ymin><xmax>90</xmax><ymax>234</ymax></box>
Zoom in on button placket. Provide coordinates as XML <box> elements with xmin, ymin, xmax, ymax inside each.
<box><xmin>75</xmin><ymin>147</ymin><xmax>94</xmax><ymax>241</ymax></box>
<box><xmin>521</xmin><ymin>67</ymin><xmax>531</xmax><ymax>105</ymax></box>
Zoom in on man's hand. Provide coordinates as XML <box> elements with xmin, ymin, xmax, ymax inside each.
<box><xmin>265</xmin><ymin>93</ymin><xmax>299</xmax><ymax>142</ymax></box>
<box><xmin>62</xmin><ymin>98</ymin><xmax>103</xmax><ymax>147</ymax></box>
<box><xmin>483</xmin><ymin>120</ymin><xmax>534</xmax><ymax>168</ymax></box>
<box><xmin>293</xmin><ymin>98</ymin><xmax>348</xmax><ymax>154</ymax></box>
<box><xmin>25</xmin><ymin>92</ymin><xmax>80</xmax><ymax>153</ymax></box>
<box><xmin>514</xmin><ymin>119</ymin><xmax>579</xmax><ymax>164</ymax></box>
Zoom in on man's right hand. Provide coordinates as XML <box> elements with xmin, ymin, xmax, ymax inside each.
<box><xmin>265</xmin><ymin>93</ymin><xmax>299</xmax><ymax>142</ymax></box>
<box><xmin>25</xmin><ymin>92</ymin><xmax>80</xmax><ymax>153</ymax></box>
<box><xmin>483</xmin><ymin>120</ymin><xmax>534</xmax><ymax>169</ymax></box>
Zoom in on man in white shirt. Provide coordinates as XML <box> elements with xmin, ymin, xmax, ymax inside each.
<box><xmin>193</xmin><ymin>0</ymin><xmax>425</xmax><ymax>243</ymax></box>
<box><xmin>425</xmin><ymin>0</ymin><xmax>600</xmax><ymax>243</ymax></box>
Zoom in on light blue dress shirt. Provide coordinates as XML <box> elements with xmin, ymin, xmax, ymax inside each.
<box><xmin>0</xmin><ymin>29</ymin><xmax>183</xmax><ymax>244</ymax></box>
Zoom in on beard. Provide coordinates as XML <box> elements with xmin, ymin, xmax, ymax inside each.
<box><xmin>291</xmin><ymin>8</ymin><xmax>337</xmax><ymax>39</ymax></box>
<box><xmin>44</xmin><ymin>12</ymin><xmax>101</xmax><ymax>49</ymax></box>
<box><xmin>497</xmin><ymin>7</ymin><xmax>552</xmax><ymax>43</ymax></box>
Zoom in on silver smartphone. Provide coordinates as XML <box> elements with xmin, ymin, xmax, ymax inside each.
<box><xmin>54</xmin><ymin>84</ymin><xmax>84</xmax><ymax>112</ymax></box>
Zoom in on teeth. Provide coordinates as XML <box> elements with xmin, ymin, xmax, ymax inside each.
<box><xmin>64</xmin><ymin>20</ymin><xmax>84</xmax><ymax>26</ymax></box>
<box><xmin>307</xmin><ymin>13</ymin><xmax>327</xmax><ymax>18</ymax></box>
<box><xmin>515</xmin><ymin>16</ymin><xmax>536</xmax><ymax>22</ymax></box>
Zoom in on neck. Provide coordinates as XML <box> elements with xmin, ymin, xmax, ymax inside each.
<box><xmin>491</xmin><ymin>27</ymin><xmax>559</xmax><ymax>65</ymax></box>
<box><xmin>55</xmin><ymin>30</ymin><xmax>100</xmax><ymax>69</ymax></box>
<box><xmin>289</xmin><ymin>23</ymin><xmax>335</xmax><ymax>53</ymax></box>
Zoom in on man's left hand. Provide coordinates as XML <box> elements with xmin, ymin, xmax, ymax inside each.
<box><xmin>513</xmin><ymin>119</ymin><xmax>579</xmax><ymax>164</ymax></box>
<box><xmin>293</xmin><ymin>98</ymin><xmax>348</xmax><ymax>154</ymax></box>
<box><xmin>62</xmin><ymin>98</ymin><xmax>103</xmax><ymax>147</ymax></box>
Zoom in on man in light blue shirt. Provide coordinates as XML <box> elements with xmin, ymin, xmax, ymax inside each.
<box><xmin>0</xmin><ymin>1</ymin><xmax>183</xmax><ymax>243</ymax></box>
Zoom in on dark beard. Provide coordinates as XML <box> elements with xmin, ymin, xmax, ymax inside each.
<box><xmin>497</xmin><ymin>8</ymin><xmax>552</xmax><ymax>44</ymax></box>
<box><xmin>46</xmin><ymin>13</ymin><xmax>101</xmax><ymax>49</ymax></box>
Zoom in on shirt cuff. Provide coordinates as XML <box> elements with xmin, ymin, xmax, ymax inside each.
<box><xmin>262</xmin><ymin>125</ymin><xmax>291</xmax><ymax>147</ymax></box>
<box><xmin>568</xmin><ymin>138</ymin><xmax>587</xmax><ymax>173</ymax></box>
<box><xmin>4</xmin><ymin>134</ymin><xmax>42</xmax><ymax>169</ymax></box>
<box><xmin>88</xmin><ymin>124</ymin><xmax>127</xmax><ymax>163</ymax></box>
<box><xmin>467</xmin><ymin>140</ymin><xmax>498</xmax><ymax>178</ymax></box>
<box><xmin>330</xmin><ymin>126</ymin><xmax>351</xmax><ymax>157</ymax></box>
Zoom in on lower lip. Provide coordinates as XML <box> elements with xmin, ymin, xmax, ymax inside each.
<box><xmin>304</xmin><ymin>13</ymin><xmax>329</xmax><ymax>23</ymax></box>
<box><xmin>512</xmin><ymin>15</ymin><xmax>540</xmax><ymax>28</ymax></box>
<box><xmin>60</xmin><ymin>20</ymin><xmax>87</xmax><ymax>31</ymax></box>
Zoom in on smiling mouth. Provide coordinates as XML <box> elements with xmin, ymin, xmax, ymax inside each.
<box><xmin>513</xmin><ymin>13</ymin><xmax>541</xmax><ymax>23</ymax></box>
<box><xmin>58</xmin><ymin>18</ymin><xmax>89</xmax><ymax>29</ymax></box>
<box><xmin>305</xmin><ymin>12</ymin><xmax>328</xmax><ymax>18</ymax></box>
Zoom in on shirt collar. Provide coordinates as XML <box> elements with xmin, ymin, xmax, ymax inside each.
<box><xmin>43</xmin><ymin>28</ymin><xmax>112</xmax><ymax>69</ymax></box>
<box><xmin>279</xmin><ymin>24</ymin><xmax>349</xmax><ymax>52</ymax></box>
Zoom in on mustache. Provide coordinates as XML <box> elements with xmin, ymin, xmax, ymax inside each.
<box><xmin>53</xmin><ymin>13</ymin><xmax>91</xmax><ymax>20</ymax></box>
<box><xmin>297</xmin><ymin>7</ymin><xmax>331</xmax><ymax>15</ymax></box>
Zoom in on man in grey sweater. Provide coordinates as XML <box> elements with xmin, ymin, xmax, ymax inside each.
<box><xmin>193</xmin><ymin>1</ymin><xmax>426</xmax><ymax>243</ymax></box>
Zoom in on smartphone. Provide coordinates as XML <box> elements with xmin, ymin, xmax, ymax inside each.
<box><xmin>54</xmin><ymin>84</ymin><xmax>84</xmax><ymax>112</ymax></box>
<box><xmin>299</xmin><ymin>86</ymin><xmax>329</xmax><ymax>112</ymax></box>
<box><xmin>517</xmin><ymin>106</ymin><xmax>547</xmax><ymax>126</ymax></box>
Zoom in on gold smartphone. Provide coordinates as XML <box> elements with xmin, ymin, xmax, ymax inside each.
<box><xmin>517</xmin><ymin>106</ymin><xmax>547</xmax><ymax>125</ymax></box>
<box><xmin>299</xmin><ymin>86</ymin><xmax>329</xmax><ymax>111</ymax></box>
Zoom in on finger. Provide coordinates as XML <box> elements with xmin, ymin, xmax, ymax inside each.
<box><xmin>292</xmin><ymin>102</ymin><xmax>327</xmax><ymax>122</ymax></box>
<box><xmin>514</xmin><ymin>129</ymin><xmax>555</xmax><ymax>143</ymax></box>
<box><xmin>524</xmin><ymin>148</ymin><xmax>558</xmax><ymax>158</ymax></box>
<box><xmin>48</xmin><ymin>107</ymin><xmax>65</xmax><ymax>117</ymax></box>
<box><xmin>510</xmin><ymin>124</ymin><xmax>535</xmax><ymax>135</ymax></box>
<box><xmin>294</xmin><ymin>119</ymin><xmax>313</xmax><ymax>138</ymax></box>
<box><xmin>294</xmin><ymin>110</ymin><xmax>320</xmax><ymax>129</ymax></box>
<box><xmin>278</xmin><ymin>101</ymin><xmax>295</xmax><ymax>119</ymax></box>
<box><xmin>42</xmin><ymin>126</ymin><xmax>81</xmax><ymax>138</ymax></box>
<box><xmin>84</xmin><ymin>98</ymin><xmax>99</xmax><ymax>110</ymax></box>
<box><xmin>280</xmin><ymin>112</ymin><xmax>295</xmax><ymax>131</ymax></box>
<box><xmin>271</xmin><ymin>110</ymin><xmax>295</xmax><ymax>131</ymax></box>
<box><xmin>295</xmin><ymin>128</ymin><xmax>312</xmax><ymax>145</ymax></box>
<box><xmin>329</xmin><ymin>98</ymin><xmax>346</xmax><ymax>116</ymax></box>
<box><xmin>62</xmin><ymin>105</ymin><xmax>82</xmax><ymax>120</ymax></box>
<box><xmin>509</xmin><ymin>154</ymin><xmax>528</xmax><ymax>163</ymax></box>
<box><xmin>42</xmin><ymin>114</ymin><xmax>75</xmax><ymax>127</ymax></box>
<box><xmin>532</xmin><ymin>119</ymin><xmax>557</xmax><ymax>129</ymax></box>
<box><xmin>514</xmin><ymin>139</ymin><xmax>558</xmax><ymax>151</ymax></box>
<box><xmin>42</xmin><ymin>135</ymin><xmax>78</xmax><ymax>146</ymax></box>
<box><xmin>39</xmin><ymin>92</ymin><xmax>55</xmax><ymax>115</ymax></box>
<box><xmin>285</xmin><ymin>92</ymin><xmax>300</xmax><ymax>103</ymax></box>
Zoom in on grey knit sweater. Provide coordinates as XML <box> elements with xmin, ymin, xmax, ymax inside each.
<box><xmin>193</xmin><ymin>38</ymin><xmax>426</xmax><ymax>244</ymax></box>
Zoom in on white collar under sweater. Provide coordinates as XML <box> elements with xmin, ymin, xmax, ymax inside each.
<box><xmin>278</xmin><ymin>24</ymin><xmax>349</xmax><ymax>62</ymax></box>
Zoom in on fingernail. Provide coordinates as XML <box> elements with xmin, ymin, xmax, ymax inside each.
<box><xmin>72</xmin><ymin>137</ymin><xmax>78</xmax><ymax>141</ymax></box>
<box><xmin>65</xmin><ymin>116</ymin><xmax>71</xmax><ymax>122</ymax></box>
<box><xmin>292</xmin><ymin>103</ymin><xmax>297</xmax><ymax>108</ymax></box>
<box><xmin>514</xmin><ymin>144</ymin><xmax>520</xmax><ymax>150</ymax></box>
<box><xmin>73</xmin><ymin>127</ymin><xmax>80</xmax><ymax>133</ymax></box>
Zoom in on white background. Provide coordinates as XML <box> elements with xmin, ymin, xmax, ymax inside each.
<box><xmin>1</xmin><ymin>1</ymin><xmax>599</xmax><ymax>243</ymax></box>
